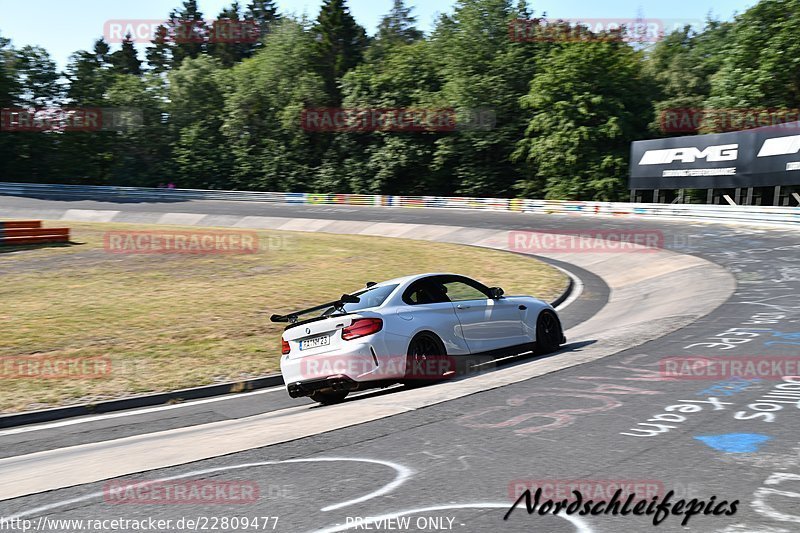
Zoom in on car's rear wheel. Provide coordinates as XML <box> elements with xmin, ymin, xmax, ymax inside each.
<box><xmin>310</xmin><ymin>389</ymin><xmax>348</xmax><ymax>405</ymax></box>
<box><xmin>404</xmin><ymin>332</ymin><xmax>447</xmax><ymax>386</ymax></box>
<box><xmin>535</xmin><ymin>310</ymin><xmax>562</xmax><ymax>355</ymax></box>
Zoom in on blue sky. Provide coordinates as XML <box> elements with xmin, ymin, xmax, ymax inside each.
<box><xmin>0</xmin><ymin>0</ymin><xmax>758</xmax><ymax>70</ymax></box>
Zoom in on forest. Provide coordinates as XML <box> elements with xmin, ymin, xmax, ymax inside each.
<box><xmin>1</xmin><ymin>0</ymin><xmax>798</xmax><ymax>200</ymax></box>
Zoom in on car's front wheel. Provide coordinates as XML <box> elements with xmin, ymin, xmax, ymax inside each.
<box><xmin>535</xmin><ymin>310</ymin><xmax>562</xmax><ymax>355</ymax></box>
<box><xmin>310</xmin><ymin>389</ymin><xmax>348</xmax><ymax>405</ymax></box>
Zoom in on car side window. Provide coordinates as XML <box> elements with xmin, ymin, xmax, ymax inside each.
<box><xmin>442</xmin><ymin>280</ymin><xmax>489</xmax><ymax>302</ymax></box>
<box><xmin>403</xmin><ymin>280</ymin><xmax>451</xmax><ymax>305</ymax></box>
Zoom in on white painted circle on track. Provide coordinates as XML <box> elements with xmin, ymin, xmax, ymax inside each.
<box><xmin>1</xmin><ymin>457</ymin><xmax>412</xmax><ymax>520</ymax></box>
<box><xmin>313</xmin><ymin>502</ymin><xmax>593</xmax><ymax>533</ymax></box>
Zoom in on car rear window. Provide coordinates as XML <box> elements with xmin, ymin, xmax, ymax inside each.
<box><xmin>341</xmin><ymin>284</ymin><xmax>399</xmax><ymax>312</ymax></box>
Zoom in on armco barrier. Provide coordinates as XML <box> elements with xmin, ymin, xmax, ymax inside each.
<box><xmin>0</xmin><ymin>182</ymin><xmax>798</xmax><ymax>226</ymax></box>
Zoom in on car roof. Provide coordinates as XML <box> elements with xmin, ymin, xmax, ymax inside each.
<box><xmin>372</xmin><ymin>272</ymin><xmax>461</xmax><ymax>288</ymax></box>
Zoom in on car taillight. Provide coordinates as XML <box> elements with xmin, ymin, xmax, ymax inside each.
<box><xmin>281</xmin><ymin>338</ymin><xmax>290</xmax><ymax>355</ymax></box>
<box><xmin>341</xmin><ymin>318</ymin><xmax>383</xmax><ymax>341</ymax></box>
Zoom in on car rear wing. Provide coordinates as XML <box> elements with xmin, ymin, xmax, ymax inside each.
<box><xmin>270</xmin><ymin>294</ymin><xmax>360</xmax><ymax>324</ymax></box>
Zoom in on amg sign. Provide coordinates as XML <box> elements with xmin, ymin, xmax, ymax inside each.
<box><xmin>630</xmin><ymin>124</ymin><xmax>800</xmax><ymax>189</ymax></box>
<box><xmin>639</xmin><ymin>145</ymin><xmax>738</xmax><ymax>165</ymax></box>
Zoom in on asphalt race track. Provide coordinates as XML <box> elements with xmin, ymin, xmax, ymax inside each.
<box><xmin>1</xmin><ymin>194</ymin><xmax>800</xmax><ymax>533</ymax></box>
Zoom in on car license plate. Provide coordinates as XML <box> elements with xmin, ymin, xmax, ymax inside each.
<box><xmin>300</xmin><ymin>335</ymin><xmax>330</xmax><ymax>351</ymax></box>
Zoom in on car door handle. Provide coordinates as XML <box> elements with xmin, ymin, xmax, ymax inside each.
<box><xmin>519</xmin><ymin>305</ymin><xmax>527</xmax><ymax>310</ymax></box>
<box><xmin>456</xmin><ymin>304</ymin><xmax>471</xmax><ymax>310</ymax></box>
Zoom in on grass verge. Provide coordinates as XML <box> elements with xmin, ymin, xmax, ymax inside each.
<box><xmin>0</xmin><ymin>220</ymin><xmax>568</xmax><ymax>412</ymax></box>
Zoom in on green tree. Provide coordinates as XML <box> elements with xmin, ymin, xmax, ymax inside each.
<box><xmin>514</xmin><ymin>39</ymin><xmax>654</xmax><ymax>200</ymax></box>
<box><xmin>7</xmin><ymin>45</ymin><xmax>62</xmax><ymax>182</ymax></box>
<box><xmin>64</xmin><ymin>39</ymin><xmax>114</xmax><ymax>104</ymax></box>
<box><xmin>323</xmin><ymin>40</ymin><xmax>445</xmax><ymax>194</ymax></box>
<box><xmin>106</xmin><ymin>74</ymin><xmax>172</xmax><ymax>186</ymax></box>
<box><xmin>246</xmin><ymin>0</ymin><xmax>280</xmax><ymax>50</ymax></box>
<box><xmin>0</xmin><ymin>34</ymin><xmax>16</xmax><ymax>106</ymax></box>
<box><xmin>14</xmin><ymin>45</ymin><xmax>61</xmax><ymax>106</ymax></box>
<box><xmin>146</xmin><ymin>25</ymin><xmax>172</xmax><ymax>74</ymax></box>
<box><xmin>223</xmin><ymin>19</ymin><xmax>327</xmax><ymax>191</ymax></box>
<box><xmin>110</xmin><ymin>33</ymin><xmax>142</xmax><ymax>75</ymax></box>
<box><xmin>169</xmin><ymin>1</ymin><xmax>209</xmax><ymax>68</ymax></box>
<box><xmin>646</xmin><ymin>20</ymin><xmax>731</xmax><ymax>135</ymax></box>
<box><xmin>367</xmin><ymin>0</ymin><xmax>424</xmax><ymax>61</ymax></box>
<box><xmin>58</xmin><ymin>39</ymin><xmax>122</xmax><ymax>184</ymax></box>
<box><xmin>311</xmin><ymin>0</ymin><xmax>368</xmax><ymax>103</ymax></box>
<box><xmin>0</xmin><ymin>35</ymin><xmax>20</xmax><ymax>179</ymax></box>
<box><xmin>209</xmin><ymin>2</ymin><xmax>253</xmax><ymax>67</ymax></box>
<box><xmin>169</xmin><ymin>55</ymin><xmax>232</xmax><ymax>188</ymax></box>
<box><xmin>705</xmin><ymin>0</ymin><xmax>800</xmax><ymax>131</ymax></box>
<box><xmin>427</xmin><ymin>0</ymin><xmax>540</xmax><ymax>196</ymax></box>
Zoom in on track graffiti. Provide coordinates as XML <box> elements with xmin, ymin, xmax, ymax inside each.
<box><xmin>752</xmin><ymin>472</ymin><xmax>800</xmax><ymax>524</ymax></box>
<box><xmin>455</xmin><ymin>360</ymin><xmax>668</xmax><ymax>436</ymax></box>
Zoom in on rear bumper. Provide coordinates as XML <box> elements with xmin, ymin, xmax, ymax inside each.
<box><xmin>286</xmin><ymin>375</ymin><xmax>360</xmax><ymax>398</ymax></box>
<box><xmin>280</xmin><ymin>338</ymin><xmax>404</xmax><ymax>397</ymax></box>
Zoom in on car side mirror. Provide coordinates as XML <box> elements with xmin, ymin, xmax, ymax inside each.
<box><xmin>489</xmin><ymin>287</ymin><xmax>504</xmax><ymax>299</ymax></box>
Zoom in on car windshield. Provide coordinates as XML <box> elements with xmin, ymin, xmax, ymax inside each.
<box><xmin>323</xmin><ymin>284</ymin><xmax>399</xmax><ymax>315</ymax></box>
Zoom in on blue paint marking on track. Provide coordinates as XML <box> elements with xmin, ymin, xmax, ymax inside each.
<box><xmin>765</xmin><ymin>330</ymin><xmax>800</xmax><ymax>347</ymax></box>
<box><xmin>695</xmin><ymin>377</ymin><xmax>762</xmax><ymax>397</ymax></box>
<box><xmin>695</xmin><ymin>433</ymin><xmax>772</xmax><ymax>453</ymax></box>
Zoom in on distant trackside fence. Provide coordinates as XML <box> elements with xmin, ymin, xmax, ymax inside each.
<box><xmin>0</xmin><ymin>182</ymin><xmax>798</xmax><ymax>226</ymax></box>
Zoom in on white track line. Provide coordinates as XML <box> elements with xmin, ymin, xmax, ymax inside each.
<box><xmin>0</xmin><ymin>386</ymin><xmax>286</xmax><ymax>437</ymax></box>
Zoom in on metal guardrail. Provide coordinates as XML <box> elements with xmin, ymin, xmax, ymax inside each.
<box><xmin>1</xmin><ymin>181</ymin><xmax>799</xmax><ymax>225</ymax></box>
